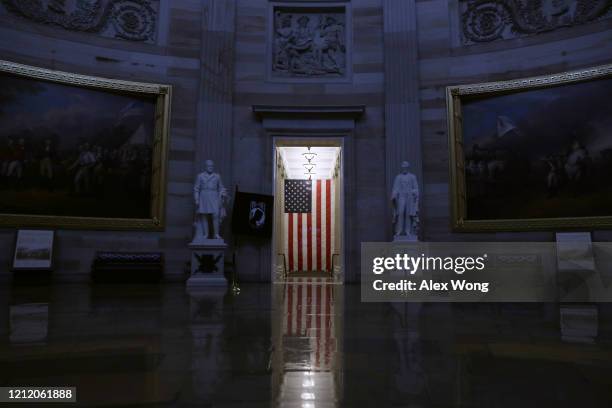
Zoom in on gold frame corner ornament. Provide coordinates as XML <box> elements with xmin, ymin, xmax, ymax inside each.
<box><xmin>447</xmin><ymin>63</ymin><xmax>612</xmax><ymax>232</ymax></box>
<box><xmin>0</xmin><ymin>60</ymin><xmax>172</xmax><ymax>231</ymax></box>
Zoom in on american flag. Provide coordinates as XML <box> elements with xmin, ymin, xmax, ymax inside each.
<box><xmin>283</xmin><ymin>278</ymin><xmax>336</xmax><ymax>370</ymax></box>
<box><xmin>284</xmin><ymin>179</ymin><xmax>335</xmax><ymax>273</ymax></box>
<box><xmin>284</xmin><ymin>179</ymin><xmax>312</xmax><ymax>213</ymax></box>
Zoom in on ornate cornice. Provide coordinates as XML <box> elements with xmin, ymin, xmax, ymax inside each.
<box><xmin>1</xmin><ymin>0</ymin><xmax>158</xmax><ymax>43</ymax></box>
<box><xmin>460</xmin><ymin>0</ymin><xmax>612</xmax><ymax>45</ymax></box>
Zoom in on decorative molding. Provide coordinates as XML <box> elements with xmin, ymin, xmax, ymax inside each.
<box><xmin>0</xmin><ymin>60</ymin><xmax>171</xmax><ymax>95</ymax></box>
<box><xmin>460</xmin><ymin>0</ymin><xmax>612</xmax><ymax>45</ymax></box>
<box><xmin>253</xmin><ymin>105</ymin><xmax>365</xmax><ymax>118</ymax></box>
<box><xmin>451</xmin><ymin>63</ymin><xmax>612</xmax><ymax>96</ymax></box>
<box><xmin>0</xmin><ymin>59</ymin><xmax>167</xmax><ymax>94</ymax></box>
<box><xmin>253</xmin><ymin>105</ymin><xmax>364</xmax><ymax>133</ymax></box>
<box><xmin>0</xmin><ymin>0</ymin><xmax>159</xmax><ymax>43</ymax></box>
<box><xmin>269</xmin><ymin>2</ymin><xmax>351</xmax><ymax>81</ymax></box>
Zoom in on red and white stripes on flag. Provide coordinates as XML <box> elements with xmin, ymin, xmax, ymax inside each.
<box><xmin>284</xmin><ymin>179</ymin><xmax>335</xmax><ymax>273</ymax></box>
<box><xmin>283</xmin><ymin>278</ymin><xmax>336</xmax><ymax>370</ymax></box>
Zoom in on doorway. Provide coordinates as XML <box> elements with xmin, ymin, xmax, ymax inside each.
<box><xmin>272</xmin><ymin>138</ymin><xmax>344</xmax><ymax>283</ymax></box>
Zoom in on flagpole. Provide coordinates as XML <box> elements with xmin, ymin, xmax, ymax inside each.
<box><xmin>231</xmin><ymin>184</ymin><xmax>240</xmax><ymax>295</ymax></box>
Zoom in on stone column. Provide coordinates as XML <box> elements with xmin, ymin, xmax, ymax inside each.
<box><xmin>189</xmin><ymin>0</ymin><xmax>235</xmax><ymax>285</ymax></box>
<box><xmin>383</xmin><ymin>0</ymin><xmax>423</xmax><ymax>237</ymax></box>
<box><xmin>197</xmin><ymin>0</ymin><xmax>236</xmax><ymax>186</ymax></box>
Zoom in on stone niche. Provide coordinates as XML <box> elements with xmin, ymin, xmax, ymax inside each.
<box><xmin>460</xmin><ymin>0</ymin><xmax>612</xmax><ymax>45</ymax></box>
<box><xmin>0</xmin><ymin>0</ymin><xmax>159</xmax><ymax>43</ymax></box>
<box><xmin>269</xmin><ymin>2</ymin><xmax>350</xmax><ymax>80</ymax></box>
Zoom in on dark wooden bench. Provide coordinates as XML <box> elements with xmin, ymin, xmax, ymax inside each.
<box><xmin>91</xmin><ymin>252</ymin><xmax>164</xmax><ymax>284</ymax></box>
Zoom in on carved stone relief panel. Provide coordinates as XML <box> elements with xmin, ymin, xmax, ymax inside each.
<box><xmin>0</xmin><ymin>0</ymin><xmax>159</xmax><ymax>43</ymax></box>
<box><xmin>460</xmin><ymin>0</ymin><xmax>612</xmax><ymax>45</ymax></box>
<box><xmin>271</xmin><ymin>5</ymin><xmax>348</xmax><ymax>79</ymax></box>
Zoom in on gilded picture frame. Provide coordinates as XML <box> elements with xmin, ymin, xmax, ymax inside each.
<box><xmin>0</xmin><ymin>60</ymin><xmax>171</xmax><ymax>230</ymax></box>
<box><xmin>447</xmin><ymin>63</ymin><xmax>612</xmax><ymax>232</ymax></box>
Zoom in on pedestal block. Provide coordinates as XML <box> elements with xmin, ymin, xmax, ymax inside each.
<box><xmin>187</xmin><ymin>240</ymin><xmax>227</xmax><ymax>287</ymax></box>
<box><xmin>393</xmin><ymin>234</ymin><xmax>418</xmax><ymax>242</ymax></box>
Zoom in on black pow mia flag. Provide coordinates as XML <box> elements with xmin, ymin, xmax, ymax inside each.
<box><xmin>284</xmin><ymin>179</ymin><xmax>312</xmax><ymax>213</ymax></box>
<box><xmin>232</xmin><ymin>190</ymin><xmax>274</xmax><ymax>238</ymax></box>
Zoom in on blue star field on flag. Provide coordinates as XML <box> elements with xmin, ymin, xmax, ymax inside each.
<box><xmin>284</xmin><ymin>179</ymin><xmax>312</xmax><ymax>213</ymax></box>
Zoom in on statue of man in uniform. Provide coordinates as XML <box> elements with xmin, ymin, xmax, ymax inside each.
<box><xmin>193</xmin><ymin>160</ymin><xmax>226</xmax><ymax>242</ymax></box>
<box><xmin>391</xmin><ymin>161</ymin><xmax>419</xmax><ymax>239</ymax></box>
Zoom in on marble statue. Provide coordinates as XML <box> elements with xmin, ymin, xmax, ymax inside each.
<box><xmin>193</xmin><ymin>160</ymin><xmax>227</xmax><ymax>243</ymax></box>
<box><xmin>391</xmin><ymin>161</ymin><xmax>419</xmax><ymax>240</ymax></box>
<box><xmin>272</xmin><ymin>10</ymin><xmax>346</xmax><ymax>77</ymax></box>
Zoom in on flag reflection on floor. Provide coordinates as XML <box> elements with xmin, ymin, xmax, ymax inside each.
<box><xmin>283</xmin><ymin>278</ymin><xmax>336</xmax><ymax>370</ymax></box>
<box><xmin>277</xmin><ymin>278</ymin><xmax>339</xmax><ymax>407</ymax></box>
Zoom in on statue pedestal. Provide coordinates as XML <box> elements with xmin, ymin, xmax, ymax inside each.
<box><xmin>187</xmin><ymin>240</ymin><xmax>227</xmax><ymax>287</ymax></box>
<box><xmin>393</xmin><ymin>234</ymin><xmax>418</xmax><ymax>242</ymax></box>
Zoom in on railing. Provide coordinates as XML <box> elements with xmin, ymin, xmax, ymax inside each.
<box><xmin>331</xmin><ymin>253</ymin><xmax>341</xmax><ymax>277</ymax></box>
<box><xmin>276</xmin><ymin>253</ymin><xmax>339</xmax><ymax>277</ymax></box>
<box><xmin>277</xmin><ymin>253</ymin><xmax>288</xmax><ymax>279</ymax></box>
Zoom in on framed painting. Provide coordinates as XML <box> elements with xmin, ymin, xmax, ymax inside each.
<box><xmin>0</xmin><ymin>60</ymin><xmax>171</xmax><ymax>230</ymax></box>
<box><xmin>12</xmin><ymin>229</ymin><xmax>55</xmax><ymax>270</ymax></box>
<box><xmin>447</xmin><ymin>63</ymin><xmax>612</xmax><ymax>231</ymax></box>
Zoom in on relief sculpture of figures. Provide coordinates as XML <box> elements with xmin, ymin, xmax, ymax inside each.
<box><xmin>192</xmin><ymin>160</ymin><xmax>228</xmax><ymax>243</ymax></box>
<box><xmin>392</xmin><ymin>161</ymin><xmax>420</xmax><ymax>241</ymax></box>
<box><xmin>272</xmin><ymin>10</ymin><xmax>346</xmax><ymax>77</ymax></box>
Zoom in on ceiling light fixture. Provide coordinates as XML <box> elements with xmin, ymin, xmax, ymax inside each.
<box><xmin>301</xmin><ymin>146</ymin><xmax>317</xmax><ymax>163</ymax></box>
<box><xmin>303</xmin><ymin>163</ymin><xmax>316</xmax><ymax>173</ymax></box>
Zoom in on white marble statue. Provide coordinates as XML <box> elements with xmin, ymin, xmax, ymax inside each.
<box><xmin>392</xmin><ymin>161</ymin><xmax>419</xmax><ymax>239</ymax></box>
<box><xmin>193</xmin><ymin>160</ymin><xmax>227</xmax><ymax>243</ymax></box>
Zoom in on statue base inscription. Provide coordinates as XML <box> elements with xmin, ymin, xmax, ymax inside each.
<box><xmin>187</xmin><ymin>241</ymin><xmax>227</xmax><ymax>287</ymax></box>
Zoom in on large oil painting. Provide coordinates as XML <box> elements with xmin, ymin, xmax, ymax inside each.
<box><xmin>0</xmin><ymin>60</ymin><xmax>171</xmax><ymax>230</ymax></box>
<box><xmin>447</xmin><ymin>64</ymin><xmax>612</xmax><ymax>231</ymax></box>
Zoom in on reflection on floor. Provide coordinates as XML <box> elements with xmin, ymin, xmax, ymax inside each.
<box><xmin>1</xmin><ymin>282</ymin><xmax>612</xmax><ymax>407</ymax></box>
<box><xmin>274</xmin><ymin>278</ymin><xmax>340</xmax><ymax>408</ymax></box>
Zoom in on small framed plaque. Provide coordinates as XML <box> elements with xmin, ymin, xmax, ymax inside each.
<box><xmin>12</xmin><ymin>230</ymin><xmax>55</xmax><ymax>271</ymax></box>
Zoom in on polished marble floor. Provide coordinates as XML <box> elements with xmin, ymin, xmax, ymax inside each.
<box><xmin>1</xmin><ymin>280</ymin><xmax>612</xmax><ymax>407</ymax></box>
